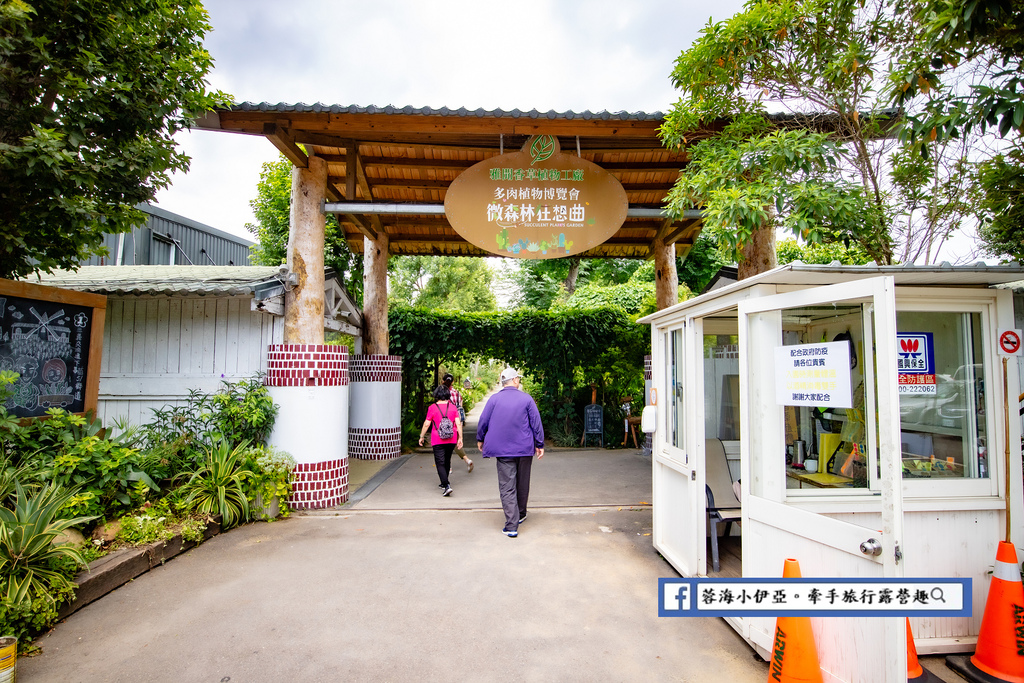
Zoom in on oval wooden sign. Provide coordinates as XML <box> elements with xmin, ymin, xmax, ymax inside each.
<box><xmin>444</xmin><ymin>135</ymin><xmax>628</xmax><ymax>258</ymax></box>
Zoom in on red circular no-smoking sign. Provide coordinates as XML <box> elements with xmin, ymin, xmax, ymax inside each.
<box><xmin>999</xmin><ymin>329</ymin><xmax>1022</xmax><ymax>355</ymax></box>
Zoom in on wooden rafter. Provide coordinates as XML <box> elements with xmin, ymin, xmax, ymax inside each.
<box><xmin>203</xmin><ymin>105</ymin><xmax>705</xmax><ymax>259</ymax></box>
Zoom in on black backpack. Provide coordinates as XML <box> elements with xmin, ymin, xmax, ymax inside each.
<box><xmin>435</xmin><ymin>402</ymin><xmax>455</xmax><ymax>440</ymax></box>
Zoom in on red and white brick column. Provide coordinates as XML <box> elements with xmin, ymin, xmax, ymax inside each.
<box><xmin>265</xmin><ymin>344</ymin><xmax>349</xmax><ymax>509</ymax></box>
<box><xmin>348</xmin><ymin>355</ymin><xmax>402</xmax><ymax>461</ymax></box>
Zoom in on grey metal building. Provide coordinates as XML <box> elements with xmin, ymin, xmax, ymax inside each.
<box><xmin>82</xmin><ymin>203</ymin><xmax>254</xmax><ymax>267</ymax></box>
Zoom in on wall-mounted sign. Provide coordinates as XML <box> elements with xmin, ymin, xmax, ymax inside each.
<box><xmin>896</xmin><ymin>332</ymin><xmax>936</xmax><ymax>395</ymax></box>
<box><xmin>998</xmin><ymin>328</ymin><xmax>1022</xmax><ymax>356</ymax></box>
<box><xmin>0</xmin><ymin>279</ymin><xmax>106</xmax><ymax>418</ymax></box>
<box><xmin>774</xmin><ymin>341</ymin><xmax>853</xmax><ymax>408</ymax></box>
<box><xmin>444</xmin><ymin>135</ymin><xmax>628</xmax><ymax>258</ymax></box>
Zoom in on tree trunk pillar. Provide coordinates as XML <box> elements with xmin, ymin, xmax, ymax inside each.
<box><xmin>284</xmin><ymin>154</ymin><xmax>327</xmax><ymax>344</ymax></box>
<box><xmin>653</xmin><ymin>237</ymin><xmax>678</xmax><ymax>310</ymax></box>
<box><xmin>738</xmin><ymin>220</ymin><xmax>777</xmax><ymax>280</ymax></box>
<box><xmin>363</xmin><ymin>232</ymin><xmax>390</xmax><ymax>354</ymax></box>
<box><xmin>268</xmin><ymin>153</ymin><xmax>349</xmax><ymax>510</ymax></box>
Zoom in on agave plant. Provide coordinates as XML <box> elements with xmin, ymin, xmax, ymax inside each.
<box><xmin>178</xmin><ymin>440</ymin><xmax>254</xmax><ymax>529</ymax></box>
<box><xmin>0</xmin><ymin>482</ymin><xmax>96</xmax><ymax>605</ymax></box>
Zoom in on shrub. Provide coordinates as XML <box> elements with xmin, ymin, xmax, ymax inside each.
<box><xmin>177</xmin><ymin>440</ymin><xmax>253</xmax><ymax>529</ymax></box>
<box><xmin>0</xmin><ymin>483</ymin><xmax>95</xmax><ymax>606</ymax></box>
<box><xmin>143</xmin><ymin>376</ymin><xmax>278</xmax><ymax>473</ymax></box>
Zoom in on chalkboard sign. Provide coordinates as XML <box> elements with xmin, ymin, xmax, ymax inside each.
<box><xmin>581</xmin><ymin>403</ymin><xmax>604</xmax><ymax>447</ymax></box>
<box><xmin>584</xmin><ymin>404</ymin><xmax>603</xmax><ymax>434</ymax></box>
<box><xmin>0</xmin><ymin>279</ymin><xmax>106</xmax><ymax>419</ymax></box>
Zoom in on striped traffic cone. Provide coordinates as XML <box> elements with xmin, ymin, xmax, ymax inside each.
<box><xmin>767</xmin><ymin>558</ymin><xmax>823</xmax><ymax>683</ymax></box>
<box><xmin>907</xmin><ymin>619</ymin><xmax>942</xmax><ymax>682</ymax></box>
<box><xmin>946</xmin><ymin>541</ymin><xmax>1024</xmax><ymax>683</ymax></box>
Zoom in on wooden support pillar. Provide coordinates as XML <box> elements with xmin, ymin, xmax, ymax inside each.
<box><xmin>284</xmin><ymin>154</ymin><xmax>328</xmax><ymax>344</ymax></box>
<box><xmin>363</xmin><ymin>232</ymin><xmax>390</xmax><ymax>354</ymax></box>
<box><xmin>653</xmin><ymin>236</ymin><xmax>678</xmax><ymax>311</ymax></box>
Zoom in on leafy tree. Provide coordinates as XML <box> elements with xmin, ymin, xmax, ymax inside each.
<box><xmin>972</xmin><ymin>148</ymin><xmax>1024</xmax><ymax>261</ymax></box>
<box><xmin>0</xmin><ymin>0</ymin><xmax>228</xmax><ymax>278</ymax></box>
<box><xmin>661</xmin><ymin>0</ymin><xmax>976</xmax><ymax>274</ymax></box>
<box><xmin>245</xmin><ymin>156</ymin><xmax>363</xmax><ymax>301</ymax></box>
<box><xmin>676</xmin><ymin>233</ymin><xmax>730</xmax><ymax>294</ymax></box>
<box><xmin>889</xmin><ymin>0</ymin><xmax>1024</xmax><ymax>261</ymax></box>
<box><xmin>506</xmin><ymin>257</ymin><xmax>643</xmax><ymax>310</ymax></box>
<box><xmin>891</xmin><ymin>0</ymin><xmax>1024</xmax><ymax>143</ymax></box>
<box><xmin>388</xmin><ymin>255</ymin><xmax>496</xmax><ymax>312</ymax></box>
<box><xmin>776</xmin><ymin>238</ymin><xmax>873</xmax><ymax>265</ymax></box>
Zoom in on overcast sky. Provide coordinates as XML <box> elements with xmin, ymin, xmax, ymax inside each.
<box><xmin>153</xmin><ymin>0</ymin><xmax>986</xmax><ymax>263</ymax></box>
<box><xmin>153</xmin><ymin>0</ymin><xmax>747</xmax><ymax>239</ymax></box>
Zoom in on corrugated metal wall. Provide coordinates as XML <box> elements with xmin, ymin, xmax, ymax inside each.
<box><xmin>82</xmin><ymin>204</ymin><xmax>253</xmax><ymax>267</ymax></box>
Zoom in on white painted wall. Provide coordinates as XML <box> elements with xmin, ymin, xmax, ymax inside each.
<box><xmin>348</xmin><ymin>382</ymin><xmax>401</xmax><ymax>428</ymax></box>
<box><xmin>267</xmin><ymin>384</ymin><xmax>349</xmax><ymax>465</ymax></box>
<box><xmin>97</xmin><ymin>294</ymin><xmax>284</xmax><ymax>427</ymax></box>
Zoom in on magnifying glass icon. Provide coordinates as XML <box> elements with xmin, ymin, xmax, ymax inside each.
<box><xmin>930</xmin><ymin>587</ymin><xmax>946</xmax><ymax>603</ymax></box>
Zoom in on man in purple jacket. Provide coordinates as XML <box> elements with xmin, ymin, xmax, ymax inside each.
<box><xmin>476</xmin><ymin>367</ymin><xmax>545</xmax><ymax>538</ymax></box>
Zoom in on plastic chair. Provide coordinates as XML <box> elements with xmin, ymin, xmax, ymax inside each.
<box><xmin>705</xmin><ymin>438</ymin><xmax>741</xmax><ymax>572</ymax></box>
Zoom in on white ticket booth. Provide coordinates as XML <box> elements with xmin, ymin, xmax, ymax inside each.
<box><xmin>640</xmin><ymin>263</ymin><xmax>1023</xmax><ymax>683</ymax></box>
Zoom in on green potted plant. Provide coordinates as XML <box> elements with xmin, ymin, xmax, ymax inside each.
<box><xmin>244</xmin><ymin>445</ymin><xmax>295</xmax><ymax>521</ymax></box>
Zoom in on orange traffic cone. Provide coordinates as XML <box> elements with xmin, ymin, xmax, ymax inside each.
<box><xmin>946</xmin><ymin>541</ymin><xmax>1024</xmax><ymax>683</ymax></box>
<box><xmin>767</xmin><ymin>559</ymin><xmax>823</xmax><ymax>683</ymax></box>
<box><xmin>907</xmin><ymin>619</ymin><xmax>942</xmax><ymax>682</ymax></box>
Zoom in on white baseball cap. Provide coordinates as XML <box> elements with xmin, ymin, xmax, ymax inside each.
<box><xmin>500</xmin><ymin>367</ymin><xmax>520</xmax><ymax>382</ymax></box>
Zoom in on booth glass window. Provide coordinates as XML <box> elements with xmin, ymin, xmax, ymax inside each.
<box><xmin>671</xmin><ymin>329</ymin><xmax>685</xmax><ymax>449</ymax></box>
<box><xmin>779</xmin><ymin>303</ymin><xmax>872</xmax><ymax>491</ymax></box>
<box><xmin>704</xmin><ymin>334</ymin><xmax>740</xmax><ymax>441</ymax></box>
<box><xmin>896</xmin><ymin>311</ymin><xmax>988</xmax><ymax>479</ymax></box>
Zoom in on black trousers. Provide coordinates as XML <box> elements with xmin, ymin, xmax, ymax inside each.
<box><xmin>433</xmin><ymin>443</ymin><xmax>456</xmax><ymax>487</ymax></box>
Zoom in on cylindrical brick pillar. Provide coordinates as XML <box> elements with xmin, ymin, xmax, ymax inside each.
<box><xmin>348</xmin><ymin>355</ymin><xmax>402</xmax><ymax>461</ymax></box>
<box><xmin>265</xmin><ymin>344</ymin><xmax>350</xmax><ymax>508</ymax></box>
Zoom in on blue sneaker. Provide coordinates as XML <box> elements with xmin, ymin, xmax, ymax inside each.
<box><xmin>502</xmin><ymin>529</ymin><xmax>518</xmax><ymax>537</ymax></box>
<box><xmin>519</xmin><ymin>512</ymin><xmax>528</xmax><ymax>524</ymax></box>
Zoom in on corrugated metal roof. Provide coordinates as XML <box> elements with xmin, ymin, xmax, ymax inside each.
<box><xmin>640</xmin><ymin>261</ymin><xmax>1024</xmax><ymax>323</ymax></box>
<box><xmin>227</xmin><ymin>102</ymin><xmax>667</xmax><ymax>120</ymax></box>
<box><xmin>27</xmin><ymin>266</ymin><xmax>282</xmax><ymax>296</ymax></box>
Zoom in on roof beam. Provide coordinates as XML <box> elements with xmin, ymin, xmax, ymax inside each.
<box><xmin>263</xmin><ymin>123</ymin><xmax>307</xmax><ymax>168</ymax></box>
<box><xmin>325</xmin><ymin>201</ymin><xmax>700</xmax><ymax>220</ymax></box>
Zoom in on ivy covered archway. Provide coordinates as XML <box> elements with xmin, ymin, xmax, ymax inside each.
<box><xmin>389</xmin><ymin>306</ymin><xmax>649</xmax><ymax>446</ymax></box>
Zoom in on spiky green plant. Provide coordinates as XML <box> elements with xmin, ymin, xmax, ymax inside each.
<box><xmin>0</xmin><ymin>482</ymin><xmax>96</xmax><ymax>605</ymax></box>
<box><xmin>179</xmin><ymin>440</ymin><xmax>253</xmax><ymax>529</ymax></box>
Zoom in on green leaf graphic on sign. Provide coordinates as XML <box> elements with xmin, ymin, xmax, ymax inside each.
<box><xmin>530</xmin><ymin>135</ymin><xmax>555</xmax><ymax>166</ymax></box>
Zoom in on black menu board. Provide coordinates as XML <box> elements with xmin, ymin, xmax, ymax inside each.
<box><xmin>0</xmin><ymin>281</ymin><xmax>105</xmax><ymax>418</ymax></box>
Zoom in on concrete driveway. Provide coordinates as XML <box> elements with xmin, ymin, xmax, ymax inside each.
<box><xmin>19</xmin><ymin>441</ymin><xmax>772</xmax><ymax>683</ymax></box>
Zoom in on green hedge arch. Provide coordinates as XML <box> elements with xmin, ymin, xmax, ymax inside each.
<box><xmin>389</xmin><ymin>306</ymin><xmax>650</xmax><ymax>441</ymax></box>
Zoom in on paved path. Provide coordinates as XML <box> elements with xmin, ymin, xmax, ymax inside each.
<box><xmin>18</xmin><ymin>390</ymin><xmax>771</xmax><ymax>682</ymax></box>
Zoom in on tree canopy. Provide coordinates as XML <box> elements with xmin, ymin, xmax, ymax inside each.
<box><xmin>0</xmin><ymin>0</ymin><xmax>228</xmax><ymax>278</ymax></box>
<box><xmin>661</xmin><ymin>0</ymin><xmax>983</xmax><ymax>272</ymax></box>
<box><xmin>246</xmin><ymin>155</ymin><xmax>363</xmax><ymax>300</ymax></box>
<box><xmin>388</xmin><ymin>255</ymin><xmax>497</xmax><ymax>312</ymax></box>
<box><xmin>890</xmin><ymin>0</ymin><xmax>1024</xmax><ymax>262</ymax></box>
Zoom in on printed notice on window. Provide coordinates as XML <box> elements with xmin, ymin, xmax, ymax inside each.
<box><xmin>774</xmin><ymin>341</ymin><xmax>853</xmax><ymax>408</ymax></box>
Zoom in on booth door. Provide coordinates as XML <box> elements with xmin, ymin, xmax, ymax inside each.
<box><xmin>738</xmin><ymin>277</ymin><xmax>906</xmax><ymax>682</ymax></box>
<box><xmin>652</xmin><ymin>323</ymin><xmax>706</xmax><ymax>577</ymax></box>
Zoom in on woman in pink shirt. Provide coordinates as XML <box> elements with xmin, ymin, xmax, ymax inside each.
<box><xmin>418</xmin><ymin>385</ymin><xmax>464</xmax><ymax>496</ymax></box>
